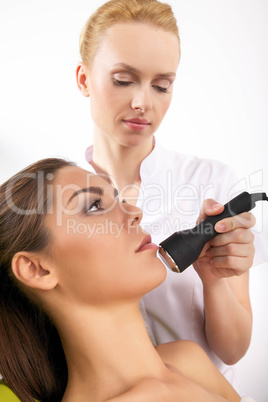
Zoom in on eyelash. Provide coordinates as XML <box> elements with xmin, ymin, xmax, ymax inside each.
<box><xmin>83</xmin><ymin>196</ymin><xmax>125</xmax><ymax>214</ymax></box>
<box><xmin>113</xmin><ymin>79</ymin><xmax>169</xmax><ymax>94</ymax></box>
<box><xmin>154</xmin><ymin>86</ymin><xmax>168</xmax><ymax>93</ymax></box>
<box><xmin>113</xmin><ymin>79</ymin><xmax>132</xmax><ymax>87</ymax></box>
<box><xmin>84</xmin><ymin>198</ymin><xmax>103</xmax><ymax>214</ymax></box>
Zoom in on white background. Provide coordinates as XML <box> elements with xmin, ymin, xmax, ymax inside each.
<box><xmin>0</xmin><ymin>0</ymin><xmax>267</xmax><ymax>400</ymax></box>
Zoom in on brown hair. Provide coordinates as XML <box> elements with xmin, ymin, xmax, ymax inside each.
<box><xmin>0</xmin><ymin>158</ymin><xmax>74</xmax><ymax>402</ymax></box>
<box><xmin>79</xmin><ymin>0</ymin><xmax>180</xmax><ymax>67</ymax></box>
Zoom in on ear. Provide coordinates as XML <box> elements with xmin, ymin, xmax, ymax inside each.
<box><xmin>76</xmin><ymin>63</ymin><xmax>90</xmax><ymax>97</ymax></box>
<box><xmin>12</xmin><ymin>252</ymin><xmax>58</xmax><ymax>291</ymax></box>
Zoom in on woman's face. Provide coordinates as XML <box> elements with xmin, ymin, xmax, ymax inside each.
<box><xmin>81</xmin><ymin>22</ymin><xmax>180</xmax><ymax>148</ymax></box>
<box><xmin>45</xmin><ymin>166</ymin><xmax>166</xmax><ymax>305</ymax></box>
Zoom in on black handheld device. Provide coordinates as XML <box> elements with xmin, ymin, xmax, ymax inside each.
<box><xmin>159</xmin><ymin>191</ymin><xmax>268</xmax><ymax>273</ymax></box>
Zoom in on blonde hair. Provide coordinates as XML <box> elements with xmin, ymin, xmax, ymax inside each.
<box><xmin>79</xmin><ymin>0</ymin><xmax>180</xmax><ymax>67</ymax></box>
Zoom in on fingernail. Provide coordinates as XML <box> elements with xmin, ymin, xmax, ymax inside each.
<box><xmin>212</xmin><ymin>203</ymin><xmax>223</xmax><ymax>210</ymax></box>
<box><xmin>215</xmin><ymin>223</ymin><xmax>225</xmax><ymax>232</ymax></box>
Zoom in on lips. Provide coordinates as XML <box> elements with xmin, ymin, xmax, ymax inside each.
<box><xmin>125</xmin><ymin>118</ymin><xmax>149</xmax><ymax>124</ymax></box>
<box><xmin>136</xmin><ymin>234</ymin><xmax>158</xmax><ymax>253</ymax></box>
<box><xmin>123</xmin><ymin>118</ymin><xmax>150</xmax><ymax>131</ymax></box>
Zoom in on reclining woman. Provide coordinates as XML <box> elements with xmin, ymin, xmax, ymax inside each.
<box><xmin>0</xmin><ymin>158</ymin><xmax>254</xmax><ymax>401</ymax></box>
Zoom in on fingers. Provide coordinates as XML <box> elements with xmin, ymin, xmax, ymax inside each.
<box><xmin>196</xmin><ymin>201</ymin><xmax>256</xmax><ymax>278</ymax></box>
<box><xmin>197</xmin><ymin>199</ymin><xmax>256</xmax><ymax>232</ymax></box>
<box><xmin>214</xmin><ymin>212</ymin><xmax>256</xmax><ymax>233</ymax></box>
<box><xmin>210</xmin><ymin>227</ymin><xmax>255</xmax><ymax>247</ymax></box>
<box><xmin>209</xmin><ymin>254</ymin><xmax>254</xmax><ymax>273</ymax></box>
<box><xmin>207</xmin><ymin>229</ymin><xmax>255</xmax><ymax>273</ymax></box>
<box><xmin>196</xmin><ymin>199</ymin><xmax>224</xmax><ymax>224</ymax></box>
<box><xmin>207</xmin><ymin>244</ymin><xmax>255</xmax><ymax>272</ymax></box>
<box><xmin>207</xmin><ymin>242</ymin><xmax>255</xmax><ymax>259</ymax></box>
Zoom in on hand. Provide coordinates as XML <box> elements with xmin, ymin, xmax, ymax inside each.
<box><xmin>193</xmin><ymin>199</ymin><xmax>256</xmax><ymax>282</ymax></box>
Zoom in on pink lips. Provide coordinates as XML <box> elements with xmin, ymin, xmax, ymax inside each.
<box><xmin>136</xmin><ymin>234</ymin><xmax>158</xmax><ymax>253</ymax></box>
<box><xmin>123</xmin><ymin>118</ymin><xmax>150</xmax><ymax>131</ymax></box>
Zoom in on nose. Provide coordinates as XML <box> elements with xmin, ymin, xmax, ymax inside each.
<box><xmin>120</xmin><ymin>202</ymin><xmax>143</xmax><ymax>228</ymax></box>
<box><xmin>131</xmin><ymin>85</ymin><xmax>152</xmax><ymax>113</ymax></box>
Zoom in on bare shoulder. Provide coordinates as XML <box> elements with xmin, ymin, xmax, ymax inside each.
<box><xmin>156</xmin><ymin>339</ymin><xmax>220</xmax><ymax>380</ymax></box>
<box><xmin>105</xmin><ymin>375</ymin><xmax>228</xmax><ymax>402</ymax></box>
<box><xmin>156</xmin><ymin>340</ymin><xmax>217</xmax><ymax>381</ymax></box>
<box><xmin>105</xmin><ymin>378</ymin><xmax>173</xmax><ymax>402</ymax></box>
<box><xmin>156</xmin><ymin>340</ymin><xmax>240</xmax><ymax>402</ymax></box>
<box><xmin>156</xmin><ymin>339</ymin><xmax>207</xmax><ymax>368</ymax></box>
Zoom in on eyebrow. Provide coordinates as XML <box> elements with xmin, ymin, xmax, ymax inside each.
<box><xmin>112</xmin><ymin>63</ymin><xmax>176</xmax><ymax>79</ymax></box>
<box><xmin>67</xmin><ymin>186</ymin><xmax>104</xmax><ymax>206</ymax></box>
<box><xmin>67</xmin><ymin>186</ymin><xmax>119</xmax><ymax>205</ymax></box>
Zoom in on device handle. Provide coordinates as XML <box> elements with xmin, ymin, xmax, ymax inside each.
<box><xmin>159</xmin><ymin>191</ymin><xmax>268</xmax><ymax>273</ymax></box>
<box><xmin>197</xmin><ymin>191</ymin><xmax>268</xmax><ymax>241</ymax></box>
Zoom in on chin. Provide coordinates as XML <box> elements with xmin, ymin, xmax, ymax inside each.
<box><xmin>120</xmin><ymin>132</ymin><xmax>153</xmax><ymax>148</ymax></box>
<box><xmin>149</xmin><ymin>258</ymin><xmax>167</xmax><ymax>290</ymax></box>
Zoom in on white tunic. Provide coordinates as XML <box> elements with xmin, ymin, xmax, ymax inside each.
<box><xmin>85</xmin><ymin>139</ymin><xmax>267</xmax><ymax>393</ymax></box>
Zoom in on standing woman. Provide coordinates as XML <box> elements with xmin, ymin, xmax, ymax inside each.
<box><xmin>76</xmin><ymin>0</ymin><xmax>260</xmax><ymax>392</ymax></box>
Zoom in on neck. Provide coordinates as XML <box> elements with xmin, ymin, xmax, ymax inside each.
<box><xmin>91</xmin><ymin>129</ymin><xmax>154</xmax><ymax>193</ymax></box>
<box><xmin>58</xmin><ymin>302</ymin><xmax>168</xmax><ymax>401</ymax></box>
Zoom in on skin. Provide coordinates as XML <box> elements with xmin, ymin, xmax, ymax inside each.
<box><xmin>44</xmin><ymin>166</ymin><xmax>167</xmax><ymax>303</ymax></box>
<box><xmin>76</xmin><ymin>21</ymin><xmax>255</xmax><ymax>365</ymax></box>
<box><xmin>77</xmin><ymin>23</ymin><xmax>180</xmax><ymax>193</ymax></box>
<box><xmin>11</xmin><ymin>167</ymin><xmax>240</xmax><ymax>401</ymax></box>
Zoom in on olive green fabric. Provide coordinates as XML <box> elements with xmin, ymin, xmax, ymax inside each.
<box><xmin>0</xmin><ymin>383</ymin><xmax>20</xmax><ymax>401</ymax></box>
<box><xmin>0</xmin><ymin>382</ymin><xmax>39</xmax><ymax>401</ymax></box>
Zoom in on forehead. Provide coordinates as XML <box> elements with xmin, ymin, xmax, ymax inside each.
<box><xmin>93</xmin><ymin>22</ymin><xmax>180</xmax><ymax>72</ymax></box>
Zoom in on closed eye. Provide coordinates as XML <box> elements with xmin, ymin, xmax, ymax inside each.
<box><xmin>152</xmin><ymin>78</ymin><xmax>173</xmax><ymax>94</ymax></box>
<box><xmin>153</xmin><ymin>85</ymin><xmax>169</xmax><ymax>93</ymax></box>
<box><xmin>113</xmin><ymin>79</ymin><xmax>133</xmax><ymax>87</ymax></box>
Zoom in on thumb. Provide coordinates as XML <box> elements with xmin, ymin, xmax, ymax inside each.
<box><xmin>196</xmin><ymin>198</ymin><xmax>224</xmax><ymax>224</ymax></box>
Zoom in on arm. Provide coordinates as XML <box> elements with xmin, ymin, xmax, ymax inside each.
<box><xmin>193</xmin><ymin>199</ymin><xmax>255</xmax><ymax>364</ymax></box>
<box><xmin>202</xmin><ymin>273</ymin><xmax>252</xmax><ymax>364</ymax></box>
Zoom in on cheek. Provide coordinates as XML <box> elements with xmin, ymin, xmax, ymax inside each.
<box><xmin>90</xmin><ymin>75</ymin><xmax>124</xmax><ymax>110</ymax></box>
<box><xmin>52</xmin><ymin>229</ymin><xmax>126</xmax><ymax>291</ymax></box>
<box><xmin>90</xmin><ymin>86</ymin><xmax>126</xmax><ymax>130</ymax></box>
<box><xmin>151</xmin><ymin>96</ymin><xmax>172</xmax><ymax>132</ymax></box>
<box><xmin>55</xmin><ymin>231</ymin><xmax>112</xmax><ymax>269</ymax></box>
<box><xmin>54</xmin><ymin>232</ymin><xmax>166</xmax><ymax>303</ymax></box>
<box><xmin>63</xmin><ymin>253</ymin><xmax>132</xmax><ymax>304</ymax></box>
<box><xmin>160</xmin><ymin>95</ymin><xmax>172</xmax><ymax>116</ymax></box>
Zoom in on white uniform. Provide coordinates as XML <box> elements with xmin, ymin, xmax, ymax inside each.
<box><xmin>85</xmin><ymin>139</ymin><xmax>267</xmax><ymax>393</ymax></box>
